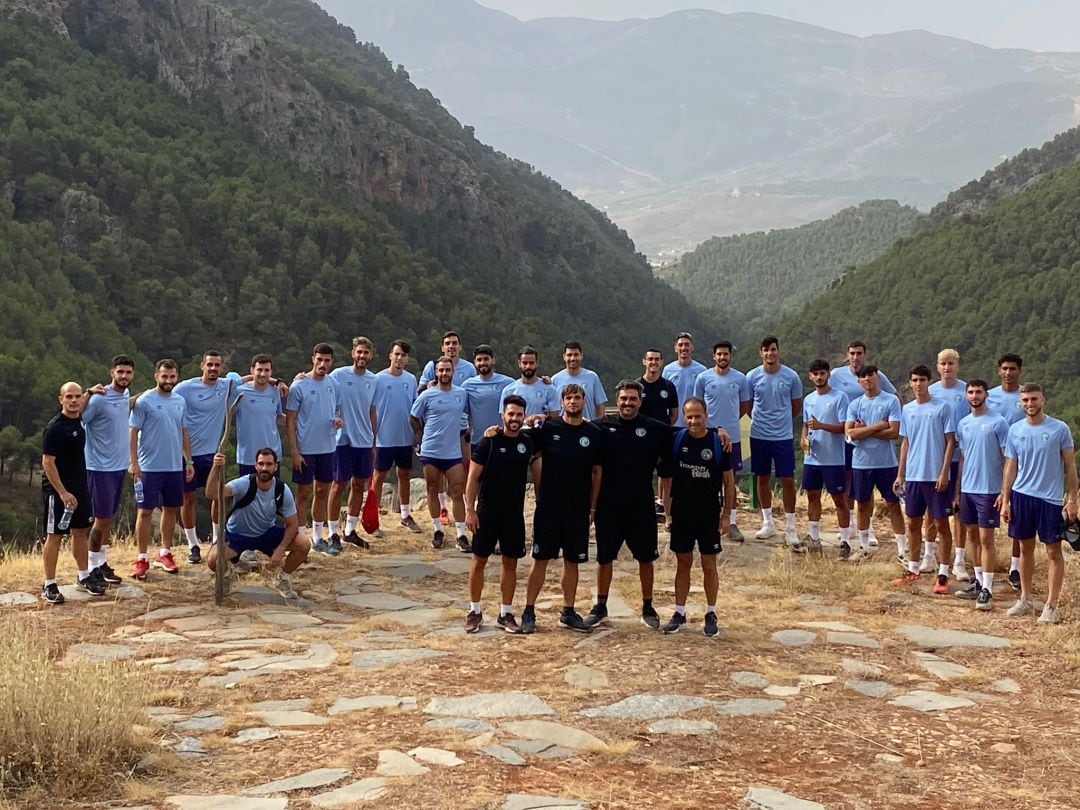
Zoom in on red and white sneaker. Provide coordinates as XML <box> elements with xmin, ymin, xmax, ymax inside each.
<box><xmin>438</xmin><ymin>507</ymin><xmax>449</xmax><ymax>526</ymax></box>
<box><xmin>932</xmin><ymin>574</ymin><xmax>950</xmax><ymax>594</ymax></box>
<box><xmin>891</xmin><ymin>571</ymin><xmax>920</xmax><ymax>587</ymax></box>
<box><xmin>131</xmin><ymin>558</ymin><xmax>150</xmax><ymax>580</ymax></box>
<box><xmin>153</xmin><ymin>549</ymin><xmax>179</xmax><ymax>574</ymax></box>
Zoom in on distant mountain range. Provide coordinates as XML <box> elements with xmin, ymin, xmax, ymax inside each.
<box><xmin>320</xmin><ymin>0</ymin><xmax>1080</xmax><ymax>258</ymax></box>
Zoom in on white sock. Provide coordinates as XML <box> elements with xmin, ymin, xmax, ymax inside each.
<box><xmin>983</xmin><ymin>572</ymin><xmax>994</xmax><ymax>590</ymax></box>
<box><xmin>183</xmin><ymin>527</ymin><xmax>198</xmax><ymax>547</ymax></box>
<box><xmin>211</xmin><ymin>524</ymin><xmax>221</xmax><ymax>544</ymax></box>
<box><xmin>954</xmin><ymin>547</ymin><xmax>965</xmax><ymax>564</ymax></box>
<box><xmin>77</xmin><ymin>569</ymin><xmax>89</xmax><ymax>580</ymax></box>
<box><xmin>469</xmin><ymin>601</ymin><xmax>482</xmax><ymax>614</ymax></box>
<box><xmin>674</xmin><ymin>605</ymin><xmax>686</xmax><ymax>615</ymax></box>
<box><xmin>137</xmin><ymin>552</ymin><xmax>148</xmax><ymax>561</ymax></box>
<box><xmin>439</xmin><ymin>493</ymin><xmax>448</xmax><ymax>510</ymax></box>
<box><xmin>908</xmin><ymin>560</ymin><xmax>920</xmax><ymax>574</ymax></box>
<box><xmin>88</xmin><ymin>550</ymin><xmax>103</xmax><ymax>569</ymax></box>
<box><xmin>706</xmin><ymin>604</ymin><xmax>716</xmax><ymax>614</ymax></box>
<box><xmin>159</xmin><ymin>546</ymin><xmax>169</xmax><ymax>556</ymax></box>
<box><xmin>400</xmin><ymin>504</ymin><xmax>412</xmax><ymax>519</ymax></box>
<box><xmin>925</xmin><ymin>542</ymin><xmax>938</xmax><ymax>561</ymax></box>
<box><xmin>729</xmin><ymin>509</ymin><xmax>737</xmax><ymax>525</ymax></box>
<box><xmin>808</xmin><ymin>521</ymin><xmax>820</xmax><ymax>540</ymax></box>
<box><xmin>101</xmin><ymin>544</ymin><xmax>110</xmax><ymax>561</ymax></box>
<box><xmin>839</xmin><ymin>526</ymin><xmax>852</xmax><ymax>543</ymax></box>
<box><xmin>785</xmin><ymin>513</ymin><xmax>796</xmax><ymax>531</ymax></box>
<box><xmin>858</xmin><ymin>530</ymin><xmax>870</xmax><ymax>551</ymax></box>
<box><xmin>328</xmin><ymin>520</ymin><xmax>340</xmax><ymax>535</ymax></box>
<box><xmin>761</xmin><ymin>507</ymin><xmax>773</xmax><ymax>525</ymax></box>
<box><xmin>895</xmin><ymin>533</ymin><xmax>907</xmax><ymax>555</ymax></box>
<box><xmin>312</xmin><ymin>523</ymin><xmax>324</xmax><ymax>541</ymax></box>
<box><xmin>973</xmin><ymin>566</ymin><xmax>984</xmax><ymax>586</ymax></box>
<box><xmin>500</xmin><ymin>604</ymin><xmax>512</xmax><ymax>617</ymax></box>
<box><xmin>1010</xmin><ymin>556</ymin><xmax>1020</xmax><ymax>573</ymax></box>
<box><xmin>44</xmin><ymin>578</ymin><xmax>57</xmax><ymax>587</ymax></box>
<box><xmin>345</xmin><ymin>515</ymin><xmax>358</xmax><ymax>533</ymax></box>
<box><xmin>456</xmin><ymin>521</ymin><xmax>467</xmax><ymax>538</ymax></box>
<box><xmin>938</xmin><ymin>563</ymin><xmax>950</xmax><ymax>577</ymax></box>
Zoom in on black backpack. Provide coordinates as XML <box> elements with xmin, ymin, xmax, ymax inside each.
<box><xmin>230</xmin><ymin>474</ymin><xmax>286</xmax><ymax>517</ymax></box>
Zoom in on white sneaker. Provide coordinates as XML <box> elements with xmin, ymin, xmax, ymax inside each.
<box><xmin>951</xmin><ymin>562</ymin><xmax>970</xmax><ymax>582</ymax></box>
<box><xmin>755</xmin><ymin>523</ymin><xmax>776</xmax><ymax>540</ymax></box>
<box><xmin>918</xmin><ymin>554</ymin><xmax>936</xmax><ymax>574</ymax></box>
<box><xmin>221</xmin><ymin>562</ymin><xmax>236</xmax><ymax>595</ymax></box>
<box><xmin>867</xmin><ymin>532</ymin><xmax>879</xmax><ymax>549</ymax></box>
<box><xmin>896</xmin><ymin>552</ymin><xmax>909</xmax><ymax>568</ymax></box>
<box><xmin>785</xmin><ymin>530</ymin><xmax>805</xmax><ymax>553</ymax></box>
<box><xmin>1006</xmin><ymin>598</ymin><xmax>1034</xmax><ymax>617</ymax></box>
<box><xmin>1037</xmin><ymin>604</ymin><xmax>1060</xmax><ymax>625</ymax></box>
<box><xmin>275</xmin><ymin>570</ymin><xmax>298</xmax><ymax>600</ymax></box>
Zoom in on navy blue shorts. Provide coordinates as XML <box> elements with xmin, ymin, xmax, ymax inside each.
<box><xmin>225</xmin><ymin>525</ymin><xmax>285</xmax><ymax>556</ymax></box>
<box><xmin>844</xmin><ymin>442</ymin><xmax>854</xmax><ymax>470</ymax></box>
<box><xmin>137</xmin><ymin>470</ymin><xmax>184</xmax><ymax>509</ymax></box>
<box><xmin>904</xmin><ymin>480</ymin><xmax>950</xmax><ymax>520</ymax></box>
<box><xmin>334</xmin><ymin>446</ymin><xmax>374</xmax><ymax>482</ymax></box>
<box><xmin>87</xmin><ymin>470</ymin><xmax>125</xmax><ymax>518</ymax></box>
<box><xmin>421</xmin><ymin>456</ymin><xmax>463</xmax><ymax>473</ymax></box>
<box><xmin>942</xmin><ymin>460</ymin><xmax>960</xmax><ymax>503</ymax></box>
<box><xmin>1007</xmin><ymin>491</ymin><xmax>1063</xmax><ymax>543</ymax></box>
<box><xmin>850</xmin><ymin>467</ymin><xmax>899</xmax><ymax>504</ymax></box>
<box><xmin>184</xmin><ymin>453</ymin><xmax>214</xmax><ymax>492</ymax></box>
<box><xmin>729</xmin><ymin>441</ymin><xmax>743</xmax><ymax>473</ymax></box>
<box><xmin>750</xmin><ymin>437</ymin><xmax>795</xmax><ymax>478</ymax></box>
<box><xmin>375</xmin><ymin>446</ymin><xmax>413</xmax><ymax>472</ymax></box>
<box><xmin>293</xmin><ymin>452</ymin><xmax>335</xmax><ymax>485</ymax></box>
<box><xmin>802</xmin><ymin>464</ymin><xmax>846</xmax><ymax>494</ymax></box>
<box><xmin>959</xmin><ymin>493</ymin><xmax>1000</xmax><ymax>529</ymax></box>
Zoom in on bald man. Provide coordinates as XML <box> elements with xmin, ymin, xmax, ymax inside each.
<box><xmin>41</xmin><ymin>382</ymin><xmax>105</xmax><ymax>603</ymax></box>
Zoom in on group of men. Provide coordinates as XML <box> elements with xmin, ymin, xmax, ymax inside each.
<box><xmin>38</xmin><ymin>332</ymin><xmax>1076</xmax><ymax>629</ymax></box>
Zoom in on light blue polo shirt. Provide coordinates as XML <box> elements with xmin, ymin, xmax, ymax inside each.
<box><xmin>285</xmin><ymin>376</ymin><xmax>339</xmax><ymax>455</ymax></box>
<box><xmin>463</xmin><ymin>373</ymin><xmax>516</xmax><ymax>435</ymax></box>
<box><xmin>331</xmin><ymin>366</ymin><xmax>378</xmax><ymax>448</ymax></box>
<box><xmin>234</xmin><ymin>382</ymin><xmax>283</xmax><ymax>465</ymax></box>
<box><xmin>410</xmin><ymin>385</ymin><xmax>467</xmax><ymax>460</ymax></box>
<box><xmin>373</xmin><ymin>369</ymin><xmax>418</xmax><ymax>448</ymax></box>
<box><xmin>957</xmin><ymin>412</ymin><xmax>1009</xmax><ymax>495</ymax></box>
<box><xmin>1005</xmin><ymin>416</ymin><xmax>1074</xmax><ymax>504</ymax></box>
<box><xmin>746</xmin><ymin>364</ymin><xmax>803</xmax><ymax>441</ymax></box>
<box><xmin>82</xmin><ymin>386</ymin><xmax>130</xmax><ymax>471</ymax></box>
<box><xmin>174</xmin><ymin>377</ymin><xmax>231</xmax><ymax>456</ymax></box>
<box><xmin>500</xmin><ymin>378</ymin><xmax>560</xmax><ymax>417</ymax></box>
<box><xmin>552</xmin><ymin>368</ymin><xmax>607</xmax><ymax>421</ymax></box>
<box><xmin>988</xmin><ymin>386</ymin><xmax>1024</xmax><ymax>425</ymax></box>
<box><xmin>846</xmin><ymin>392</ymin><xmax>902</xmax><ymax>470</ymax></box>
<box><xmin>226</xmin><ymin>475</ymin><xmax>297</xmax><ymax>537</ymax></box>
<box><xmin>830</xmin><ymin>366</ymin><xmax>897</xmax><ymax>400</ymax></box>
<box><xmin>693</xmin><ymin>367</ymin><xmax>749</xmax><ymax>437</ymax></box>
<box><xmin>663</xmin><ymin>359</ymin><xmax>708</xmax><ymax>427</ymax></box>
<box><xmin>129</xmin><ymin>390</ymin><xmax>186</xmax><ymax>472</ymax></box>
<box><xmin>900</xmin><ymin>398</ymin><xmax>956</xmax><ymax>482</ymax></box>
<box><xmin>802</xmin><ymin>389</ymin><xmax>849</xmax><ymax>467</ymax></box>
<box><xmin>929</xmin><ymin>379</ymin><xmax>968</xmax><ymax>461</ymax></box>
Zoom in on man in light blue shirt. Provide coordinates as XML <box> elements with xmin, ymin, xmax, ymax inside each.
<box><xmin>662</xmin><ymin>331</ymin><xmax>708</xmax><ymax>428</ymax></box>
<box><xmin>411</xmin><ymin>357</ymin><xmax>470</xmax><ymax>552</ymax></box>
<box><xmin>1001</xmin><ymin>383</ymin><xmax>1078</xmax><ymax>624</ymax></box>
<box><xmin>328</xmin><ymin>337</ymin><xmax>380</xmax><ymax>551</ymax></box>
<box><xmin>829</xmin><ymin>340</ymin><xmax>897</xmax><ymax>401</ymax></box>
<box><xmin>285</xmin><ymin>343</ymin><xmax>342</xmax><ymax>554</ymax></box>
<box><xmin>206</xmin><ymin>448</ymin><xmax>307</xmax><ymax>600</ymax></box>
<box><xmin>746</xmin><ymin>336</ymin><xmax>803</xmax><ymax>548</ymax></box>
<box><xmin>896</xmin><ymin>366</ymin><xmax>956</xmax><ymax>592</ymax></box>
<box><xmin>501</xmin><ymin>347</ymin><xmax>560</xmax><ymax>417</ymax></box>
<box><xmin>174</xmin><ymin>350</ymin><xmax>232</xmax><ymax>563</ymax></box>
<box><xmin>844</xmin><ymin>364</ymin><xmax>906</xmax><ymax>564</ymax></box>
<box><xmin>928</xmin><ymin>348</ymin><xmax>969</xmax><ymax>580</ymax></box>
<box><xmin>462</xmin><ymin>344</ymin><xmax>515</xmax><ymax>442</ymax></box>
<box><xmin>800</xmin><ymin>359</ymin><xmax>851</xmax><ymax>557</ymax></box>
<box><xmin>552</xmin><ymin>341</ymin><xmax>607</xmax><ymax>421</ymax></box>
<box><xmin>81</xmin><ymin>354</ymin><xmax>133</xmax><ymax>586</ymax></box>
<box><xmin>372</xmin><ymin>340</ymin><xmax>422</xmax><ymax>533</ymax></box>
<box><xmin>954</xmin><ymin>379</ymin><xmax>1010</xmax><ymax>609</ymax></box>
<box><xmin>693</xmin><ymin>340</ymin><xmax>749</xmax><ymax>541</ymax></box>
<box><xmin>986</xmin><ymin>353</ymin><xmax>1026</xmax><ymax>587</ymax></box>
<box><xmin>235</xmin><ymin>353</ymin><xmax>285</xmax><ymax>475</ymax></box>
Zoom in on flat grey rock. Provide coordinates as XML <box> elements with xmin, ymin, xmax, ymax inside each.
<box><xmin>384</xmin><ymin>563</ymin><xmax>442</xmax><ymax>580</ymax></box>
<box><xmin>899</xmin><ymin>625</ymin><xmax>1010</xmax><ymax>649</ymax></box>
<box><xmin>376</xmin><ymin>608</ymin><xmax>448</xmax><ymax>627</ymax></box>
<box><xmin>244</xmin><ymin>768</ymin><xmax>351</xmax><ymax>795</ymax></box>
<box><xmin>154</xmin><ymin>658</ymin><xmax>209</xmax><ymax>672</ymax></box>
<box><xmin>764</xmin><ymin>685</ymin><xmax>801</xmax><ymax>697</ymax></box>
<box><xmin>311</xmin><ymin>609</ymin><xmax>353</xmax><ymax>623</ymax></box>
<box><xmin>376</xmin><ymin>749</ymin><xmax>429</xmax><ymax>776</ymax></box>
<box><xmin>840</xmin><ymin>658</ymin><xmax>885</xmax><ymax>678</ymax></box>
<box><xmin>257</xmin><ymin>611</ymin><xmax>322</xmax><ymax>628</ymax></box>
<box><xmin>744</xmin><ymin>786</ymin><xmax>825</xmax><ymax>809</ymax></box>
<box><xmin>501</xmin><ymin>720</ymin><xmax>606</xmax><ymax>751</ymax></box>
<box><xmin>477</xmin><ymin>745</ymin><xmax>527</xmax><ymax>766</ymax></box>
<box><xmin>176</xmin><ymin>714</ymin><xmax>225</xmax><ymax>732</ymax></box>
<box><xmin>426</xmin><ymin>692</ymin><xmax>556</xmax><ymax>719</ymax></box>
<box><xmin>63</xmin><ymin>643</ymin><xmax>136</xmax><ymax>664</ymax></box>
<box><xmin>888</xmin><ymin>690</ymin><xmax>976</xmax><ymax>712</ymax></box>
<box><xmin>505</xmin><ymin>739</ymin><xmax>574</xmax><ymax>759</ymax></box>
<box><xmin>174</xmin><ymin>737</ymin><xmax>206</xmax><ymax>754</ymax></box>
<box><xmin>771</xmin><ymin>630</ymin><xmax>816</xmax><ymax>647</ymax></box>
<box><xmin>826</xmin><ymin>632</ymin><xmax>880</xmax><ymax>649</ymax></box>
<box><xmin>231</xmin><ymin>727</ymin><xmax>279</xmax><ymax>744</ymax></box>
<box><xmin>564</xmin><ymin>665</ymin><xmax>609</xmax><ymax>690</ymax></box>
<box><xmin>165</xmin><ymin>616</ymin><xmax>221</xmax><ymax>632</ymax></box>
<box><xmin>407</xmin><ymin>746</ymin><xmax>465</xmax><ymax>767</ymax></box>
<box><xmin>580</xmin><ymin>694</ymin><xmax>714</xmax><ymax>720</ymax></box>
<box><xmin>991</xmin><ymin>678</ymin><xmax>1021</xmax><ymax>694</ymax></box>
<box><xmin>914</xmin><ymin>652</ymin><xmax>970</xmax><ymax>680</ymax></box>
<box><xmin>796</xmin><ymin>675</ymin><xmax>836</xmax><ymax>688</ymax></box>
<box><xmin>131</xmin><ymin>631</ymin><xmax>187</xmax><ymax>645</ymax></box>
<box><xmin>251</xmin><ymin>699</ymin><xmax>311</xmax><ymax>711</ymax></box>
<box><xmin>337</xmin><ymin>592</ymin><xmax>427</xmax><ymax>611</ymax></box>
<box><xmin>329</xmin><ymin>695</ymin><xmax>418</xmax><ymax>715</ymax></box>
<box><xmin>310</xmin><ymin>778</ymin><xmax>388</xmax><ymax>807</ymax></box>
<box><xmin>250</xmin><ymin>710</ymin><xmax>326</xmax><ymax>727</ymax></box>
<box><xmin>648</xmin><ymin>719</ymin><xmax>718</xmax><ymax>735</ymax></box>
<box><xmin>845</xmin><ymin>680</ymin><xmax>894</xmax><ymax>698</ymax></box>
<box><xmin>502</xmin><ymin>794</ymin><xmax>588</xmax><ymax>810</ymax></box>
<box><xmin>800</xmin><ymin>603</ymin><xmax>848</xmax><ymax>616</ymax></box>
<box><xmin>715</xmin><ymin>699</ymin><xmax>787</xmax><ymax>717</ymax></box>
<box><xmin>143</xmin><ymin>605</ymin><xmax>203</xmax><ymax>621</ymax></box>
<box><xmin>165</xmin><ymin>797</ymin><xmax>286</xmax><ymax>810</ymax></box>
<box><xmin>224</xmin><ymin>643</ymin><xmax>337</xmax><ymax>673</ymax></box>
<box><xmin>431</xmin><ymin>557</ymin><xmax>472</xmax><ymax>574</ymax></box>
<box><xmin>796</xmin><ymin>621</ymin><xmax>862</xmax><ymax>633</ymax></box>
<box><xmin>0</xmin><ymin>591</ymin><xmax>38</xmax><ymax>606</ymax></box>
<box><xmin>349</xmin><ymin>631</ymin><xmax>410</xmax><ymax>646</ymax></box>
<box><xmin>234</xmin><ymin>585</ymin><xmax>313</xmax><ymax>607</ymax></box>
<box><xmin>426</xmin><ymin>717</ymin><xmax>494</xmax><ymax>733</ymax></box>
<box><xmin>730</xmin><ymin>671</ymin><xmax>770</xmax><ymax>689</ymax></box>
<box><xmin>352</xmin><ymin>648</ymin><xmax>447</xmax><ymax>671</ymax></box>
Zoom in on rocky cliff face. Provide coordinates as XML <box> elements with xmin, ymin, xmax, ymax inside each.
<box><xmin>2</xmin><ymin>0</ymin><xmax>68</xmax><ymax>35</ymax></box>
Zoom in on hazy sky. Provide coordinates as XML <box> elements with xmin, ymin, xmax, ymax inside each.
<box><xmin>478</xmin><ymin>1</ymin><xmax>1080</xmax><ymax>52</ymax></box>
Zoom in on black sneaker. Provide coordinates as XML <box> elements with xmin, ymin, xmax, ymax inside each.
<box><xmin>641</xmin><ymin>604</ymin><xmax>661</xmax><ymax>630</ymax></box>
<box><xmin>464</xmin><ymin>610</ymin><xmax>483</xmax><ymax>634</ymax></box>
<box><xmin>703</xmin><ymin>611</ymin><xmax>719</xmax><ymax>637</ymax></box>
<box><xmin>98</xmin><ymin>562</ymin><xmax>122</xmax><ymax>584</ymax></box>
<box><xmin>42</xmin><ymin>582</ymin><xmax>65</xmax><ymax>604</ymax></box>
<box><xmin>329</xmin><ymin>533</ymin><xmax>343</xmax><ymax>555</ymax></box>
<box><xmin>557</xmin><ymin>610</ymin><xmax>591</xmax><ymax>633</ymax></box>
<box><xmin>954</xmin><ymin>581</ymin><xmax>979</xmax><ymax>600</ymax></box>
<box><xmin>838</xmin><ymin>541</ymin><xmax>851</xmax><ymax>560</ymax></box>
<box><xmin>1008</xmin><ymin>569</ymin><xmax>1021</xmax><ymax>591</ymax></box>
<box><xmin>521</xmin><ymin>608</ymin><xmax>537</xmax><ymax>635</ymax></box>
<box><xmin>661</xmin><ymin>612</ymin><xmax>686</xmax><ymax>634</ymax></box>
<box><xmin>456</xmin><ymin>535</ymin><xmax>472</xmax><ymax>553</ymax></box>
<box><xmin>976</xmin><ymin>587</ymin><xmax>993</xmax><ymax>611</ymax></box>
<box><xmin>86</xmin><ymin>567</ymin><xmax>109</xmax><ymax>591</ymax></box>
<box><xmin>187</xmin><ymin>544</ymin><xmax>202</xmax><ymax>564</ymax></box>
<box><xmin>75</xmin><ymin>575</ymin><xmax>106</xmax><ymax>596</ymax></box>
<box><xmin>583</xmin><ymin>603</ymin><xmax>608</xmax><ymax>628</ymax></box>
<box><xmin>497</xmin><ymin>613</ymin><xmax>522</xmax><ymax>634</ymax></box>
<box><xmin>432</xmin><ymin>530</ymin><xmax>445</xmax><ymax>549</ymax></box>
<box><xmin>343</xmin><ymin>530</ymin><xmax>370</xmax><ymax>549</ymax></box>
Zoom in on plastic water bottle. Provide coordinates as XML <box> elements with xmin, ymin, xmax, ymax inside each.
<box><xmin>58</xmin><ymin>505</ymin><xmax>74</xmax><ymax>531</ymax></box>
<box><xmin>133</xmin><ymin>477</ymin><xmax>144</xmax><ymax>506</ymax></box>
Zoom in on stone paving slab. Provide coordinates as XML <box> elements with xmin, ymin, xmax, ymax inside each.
<box><xmin>310</xmin><ymin>778</ymin><xmax>388</xmax><ymax>807</ymax></box>
<box><xmin>501</xmin><ymin>720</ymin><xmax>606</xmax><ymax>751</ymax></box>
<box><xmin>744</xmin><ymin>787</ymin><xmax>825</xmax><ymax>809</ymax></box>
<box><xmin>426</xmin><ymin>692</ymin><xmax>556</xmax><ymax>718</ymax></box>
<box><xmin>165</xmin><ymin>797</ymin><xmax>287</xmax><ymax>810</ymax></box>
<box><xmin>352</xmin><ymin>648</ymin><xmax>448</xmax><ymax>671</ymax></box>
<box><xmin>888</xmin><ymin>690</ymin><xmax>976</xmax><ymax>712</ymax></box>
<box><xmin>581</xmin><ymin>694</ymin><xmax>714</xmax><ymax>719</ymax></box>
<box><xmin>329</xmin><ymin>695</ymin><xmax>418</xmax><ymax>715</ymax></box>
<box><xmin>899</xmin><ymin>625</ymin><xmax>1011</xmax><ymax>649</ymax></box>
<box><xmin>243</xmin><ymin>768</ymin><xmax>351</xmax><ymax>795</ymax></box>
<box><xmin>502</xmin><ymin>794</ymin><xmax>588</xmax><ymax>810</ymax></box>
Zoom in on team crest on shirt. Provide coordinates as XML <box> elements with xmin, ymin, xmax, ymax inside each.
<box><xmin>1042</xmin><ymin>433</ymin><xmax>1051</xmax><ymax>442</ymax></box>
<box><xmin>635</xmin><ymin>427</ymin><xmax>646</xmax><ymax>437</ymax></box>
<box><xmin>516</xmin><ymin>443</ymin><xmax>527</xmax><ymax>454</ymax></box>
<box><xmin>702</xmin><ymin>449</ymin><xmax>713</xmax><ymax>461</ymax></box>
<box><xmin>660</xmin><ymin>390</ymin><xmax>669</xmax><ymax>399</ymax></box>
<box><xmin>579</xmin><ymin>436</ymin><xmax>589</xmax><ymax>447</ymax></box>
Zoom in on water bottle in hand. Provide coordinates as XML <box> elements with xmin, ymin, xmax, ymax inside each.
<box><xmin>58</xmin><ymin>504</ymin><xmax>74</xmax><ymax>531</ymax></box>
<box><xmin>133</xmin><ymin>477</ymin><xmax>144</xmax><ymax>506</ymax></box>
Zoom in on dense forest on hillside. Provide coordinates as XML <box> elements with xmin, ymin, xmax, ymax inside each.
<box><xmin>662</xmin><ymin>200</ymin><xmax>922</xmax><ymax>346</ymax></box>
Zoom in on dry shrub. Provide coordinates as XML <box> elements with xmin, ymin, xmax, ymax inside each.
<box><xmin>0</xmin><ymin>622</ymin><xmax>150</xmax><ymax>799</ymax></box>
<box><xmin>758</xmin><ymin>545</ymin><xmax>887</xmax><ymax>600</ymax></box>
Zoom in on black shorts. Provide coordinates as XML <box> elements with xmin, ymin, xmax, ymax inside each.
<box><xmin>669</xmin><ymin>518</ymin><xmax>722</xmax><ymax>555</ymax></box>
<box><xmin>656</xmin><ymin>458</ymin><xmax>675</xmax><ymax>480</ymax></box>
<box><xmin>532</xmin><ymin>505</ymin><xmax>590</xmax><ymax>563</ymax></box>
<box><xmin>43</xmin><ymin>489</ymin><xmax>92</xmax><ymax>534</ymax></box>
<box><xmin>595</xmin><ymin>503</ymin><xmax>658</xmax><ymax>564</ymax></box>
<box><xmin>472</xmin><ymin>508</ymin><xmax>526</xmax><ymax>559</ymax></box>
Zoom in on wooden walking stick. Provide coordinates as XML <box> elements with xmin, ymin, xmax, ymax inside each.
<box><xmin>214</xmin><ymin>386</ymin><xmax>244</xmax><ymax>605</ymax></box>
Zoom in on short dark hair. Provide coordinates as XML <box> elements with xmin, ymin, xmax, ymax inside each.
<box><xmin>254</xmin><ymin>447</ymin><xmax>279</xmax><ymax>463</ymax></box>
<box><xmin>111</xmin><ymin>354</ymin><xmax>135</xmax><ymax>369</ymax></box>
<box><xmin>998</xmin><ymin>353</ymin><xmax>1023</xmax><ymax>369</ymax></box>
<box><xmin>809</xmin><ymin>359</ymin><xmax>830</xmax><ymax>373</ymax></box>
<box><xmin>1021</xmin><ymin>382</ymin><xmax>1043</xmax><ymax>394</ymax></box>
<box><xmin>848</xmin><ymin>340</ymin><xmax>868</xmax><ymax>352</ymax></box>
<box><xmin>518</xmin><ymin>346</ymin><xmax>538</xmax><ymax>359</ymax></box>
<box><xmin>675</xmin><ymin>331</ymin><xmax>693</xmax><ymax>342</ymax></box>
<box><xmin>312</xmin><ymin>342</ymin><xmax>335</xmax><ymax>357</ymax></box>
<box><xmin>856</xmin><ymin>364</ymin><xmax>879</xmax><ymax>379</ymax></box>
<box><xmin>435</xmin><ymin>355</ymin><xmax>454</xmax><ymax>368</ymax></box>
<box><xmin>473</xmin><ymin>344</ymin><xmax>494</xmax><ymax>358</ymax></box>
<box><xmin>966</xmin><ymin>379</ymin><xmax>988</xmax><ymax>393</ymax></box>
<box><xmin>682</xmin><ymin>396</ymin><xmax>707</xmax><ymax>414</ymax></box>
<box><xmin>713</xmin><ymin>341</ymin><xmax>733</xmax><ymax>353</ymax></box>
<box><xmin>563</xmin><ymin>341</ymin><xmax>583</xmax><ymax>353</ymax></box>
<box><xmin>643</xmin><ymin>347</ymin><xmax>663</xmax><ymax>358</ymax></box>
<box><xmin>250</xmin><ymin>353</ymin><xmax>272</xmax><ymax>368</ymax></box>
<box><xmin>503</xmin><ymin>395</ymin><xmax>526</xmax><ymax>411</ymax></box>
<box><xmin>560</xmin><ymin>383</ymin><xmax>584</xmax><ymax>399</ymax></box>
<box><xmin>351</xmin><ymin>336</ymin><xmax>374</xmax><ymax>352</ymax></box>
<box><xmin>615</xmin><ymin>379</ymin><xmax>643</xmax><ymax>396</ymax></box>
<box><xmin>390</xmin><ymin>339</ymin><xmax>411</xmax><ymax>355</ymax></box>
<box><xmin>909</xmin><ymin>365</ymin><xmax>932</xmax><ymax>381</ymax></box>
<box><xmin>760</xmin><ymin>335</ymin><xmax>779</xmax><ymax>350</ymax></box>
<box><xmin>202</xmin><ymin>350</ymin><xmax>223</xmax><ymax>361</ymax></box>
<box><xmin>155</xmin><ymin>358</ymin><xmax>178</xmax><ymax>372</ymax></box>
<box><xmin>442</xmin><ymin>331</ymin><xmax>460</xmax><ymax>342</ymax></box>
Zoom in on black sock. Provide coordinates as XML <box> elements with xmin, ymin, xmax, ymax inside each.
<box><xmin>597</xmin><ymin>594</ymin><xmax>608</xmax><ymax>605</ymax></box>
<box><xmin>561</xmin><ymin>605</ymin><xmax>573</xmax><ymax>615</ymax></box>
<box><xmin>526</xmin><ymin>604</ymin><xmax>535</xmax><ymax>612</ymax></box>
<box><xmin>642</xmin><ymin>598</ymin><xmax>653</xmax><ymax>610</ymax></box>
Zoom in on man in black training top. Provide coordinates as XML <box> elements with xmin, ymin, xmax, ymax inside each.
<box><xmin>463</xmin><ymin>395</ymin><xmax>537</xmax><ymax>634</ymax></box>
<box><xmin>41</xmin><ymin>382</ymin><xmax>106</xmax><ymax>603</ymax></box>
<box><xmin>663</xmin><ymin>397</ymin><xmax>729</xmax><ymax>636</ymax></box>
<box><xmin>638</xmin><ymin>347</ymin><xmax>679</xmax><ymax>526</ymax></box>
<box><xmin>521</xmin><ymin>383</ymin><xmax>603</xmax><ymax>634</ymax></box>
<box><xmin>585</xmin><ymin>379</ymin><xmax>675</xmax><ymax>630</ymax></box>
